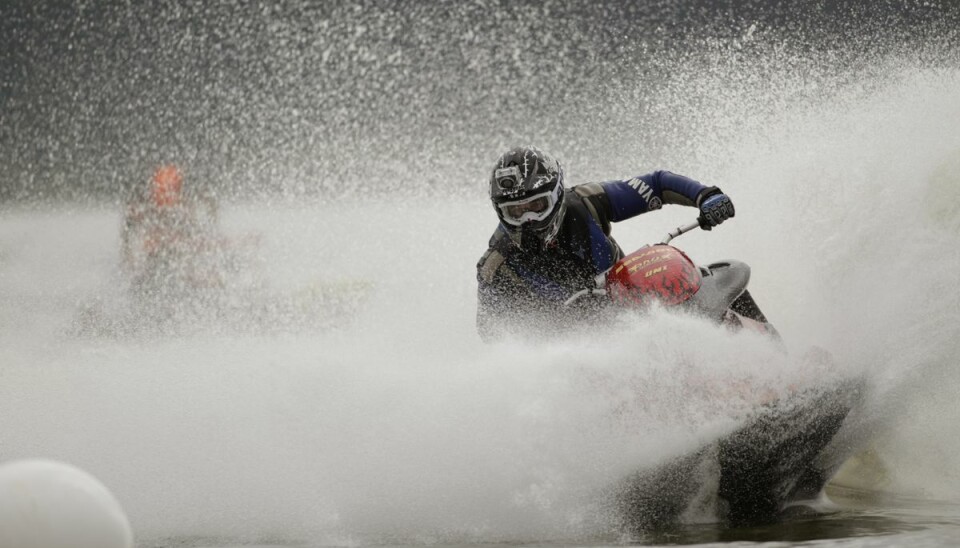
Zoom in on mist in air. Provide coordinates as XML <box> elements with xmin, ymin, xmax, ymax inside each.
<box><xmin>2</xmin><ymin>1</ymin><xmax>960</xmax><ymax>545</ymax></box>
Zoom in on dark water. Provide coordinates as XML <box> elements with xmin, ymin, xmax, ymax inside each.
<box><xmin>144</xmin><ymin>490</ymin><xmax>960</xmax><ymax>547</ymax></box>
<box><xmin>638</xmin><ymin>487</ymin><xmax>960</xmax><ymax>546</ymax></box>
<box><xmin>3</xmin><ymin>1</ymin><xmax>959</xmax><ymax>202</ymax></box>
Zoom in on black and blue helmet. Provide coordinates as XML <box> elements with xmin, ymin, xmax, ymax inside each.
<box><xmin>489</xmin><ymin>147</ymin><xmax>566</xmax><ymax>251</ymax></box>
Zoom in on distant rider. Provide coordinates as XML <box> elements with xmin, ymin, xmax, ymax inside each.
<box><xmin>120</xmin><ymin>164</ymin><xmax>221</xmax><ymax>291</ymax></box>
<box><xmin>476</xmin><ymin>147</ymin><xmax>735</xmax><ymax>342</ymax></box>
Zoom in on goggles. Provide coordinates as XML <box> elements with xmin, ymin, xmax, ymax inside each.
<box><xmin>498</xmin><ymin>185</ymin><xmax>561</xmax><ymax>226</ymax></box>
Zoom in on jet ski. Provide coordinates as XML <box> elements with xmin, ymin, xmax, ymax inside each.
<box><xmin>70</xmin><ymin>233</ymin><xmax>372</xmax><ymax>338</ymax></box>
<box><xmin>564</xmin><ymin>218</ymin><xmax>866</xmax><ymax>531</ymax></box>
<box><xmin>565</xmin><ymin>218</ymin><xmax>780</xmax><ymax>339</ymax></box>
<box><xmin>613</xmin><ymin>376</ymin><xmax>864</xmax><ymax>533</ymax></box>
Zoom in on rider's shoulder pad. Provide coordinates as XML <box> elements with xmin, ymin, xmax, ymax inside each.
<box><xmin>478</xmin><ymin>249</ymin><xmax>506</xmax><ymax>284</ymax></box>
<box><xmin>573</xmin><ymin>182</ymin><xmax>605</xmax><ymax>198</ymax></box>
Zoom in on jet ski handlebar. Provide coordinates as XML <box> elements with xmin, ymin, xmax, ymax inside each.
<box><xmin>660</xmin><ymin>219</ymin><xmax>704</xmax><ymax>245</ymax></box>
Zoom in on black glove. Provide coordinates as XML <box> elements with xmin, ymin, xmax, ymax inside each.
<box><xmin>696</xmin><ymin>186</ymin><xmax>735</xmax><ymax>230</ymax></box>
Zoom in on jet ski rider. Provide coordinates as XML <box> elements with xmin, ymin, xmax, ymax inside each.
<box><xmin>120</xmin><ymin>163</ymin><xmax>221</xmax><ymax>291</ymax></box>
<box><xmin>476</xmin><ymin>146</ymin><xmax>736</xmax><ymax>342</ymax></box>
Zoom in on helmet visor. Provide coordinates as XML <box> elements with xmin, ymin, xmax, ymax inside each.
<box><xmin>498</xmin><ymin>187</ymin><xmax>560</xmax><ymax>227</ymax></box>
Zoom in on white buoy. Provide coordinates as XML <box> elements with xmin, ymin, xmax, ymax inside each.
<box><xmin>0</xmin><ymin>459</ymin><xmax>133</xmax><ymax>548</ymax></box>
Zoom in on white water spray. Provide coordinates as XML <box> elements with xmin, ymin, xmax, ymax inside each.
<box><xmin>2</xmin><ymin>27</ymin><xmax>960</xmax><ymax>548</ymax></box>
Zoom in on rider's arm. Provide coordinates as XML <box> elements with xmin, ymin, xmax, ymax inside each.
<box><xmin>476</xmin><ymin>239</ymin><xmax>529</xmax><ymax>342</ymax></box>
<box><xmin>477</xmin><ymin>246</ymin><xmax>508</xmax><ymax>343</ymax></box>
<box><xmin>476</xmin><ymin>279</ymin><xmax>506</xmax><ymax>343</ymax></box>
<box><xmin>580</xmin><ymin>171</ymin><xmax>714</xmax><ymax>223</ymax></box>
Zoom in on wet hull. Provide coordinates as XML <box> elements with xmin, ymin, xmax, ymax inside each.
<box><xmin>615</xmin><ymin>379</ymin><xmax>864</xmax><ymax>533</ymax></box>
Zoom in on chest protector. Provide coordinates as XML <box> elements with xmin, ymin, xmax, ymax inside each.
<box><xmin>502</xmin><ymin>190</ymin><xmax>622</xmax><ymax>301</ymax></box>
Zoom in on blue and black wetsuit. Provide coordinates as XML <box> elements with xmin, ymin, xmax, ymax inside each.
<box><xmin>476</xmin><ymin>171</ymin><xmax>716</xmax><ymax>341</ymax></box>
